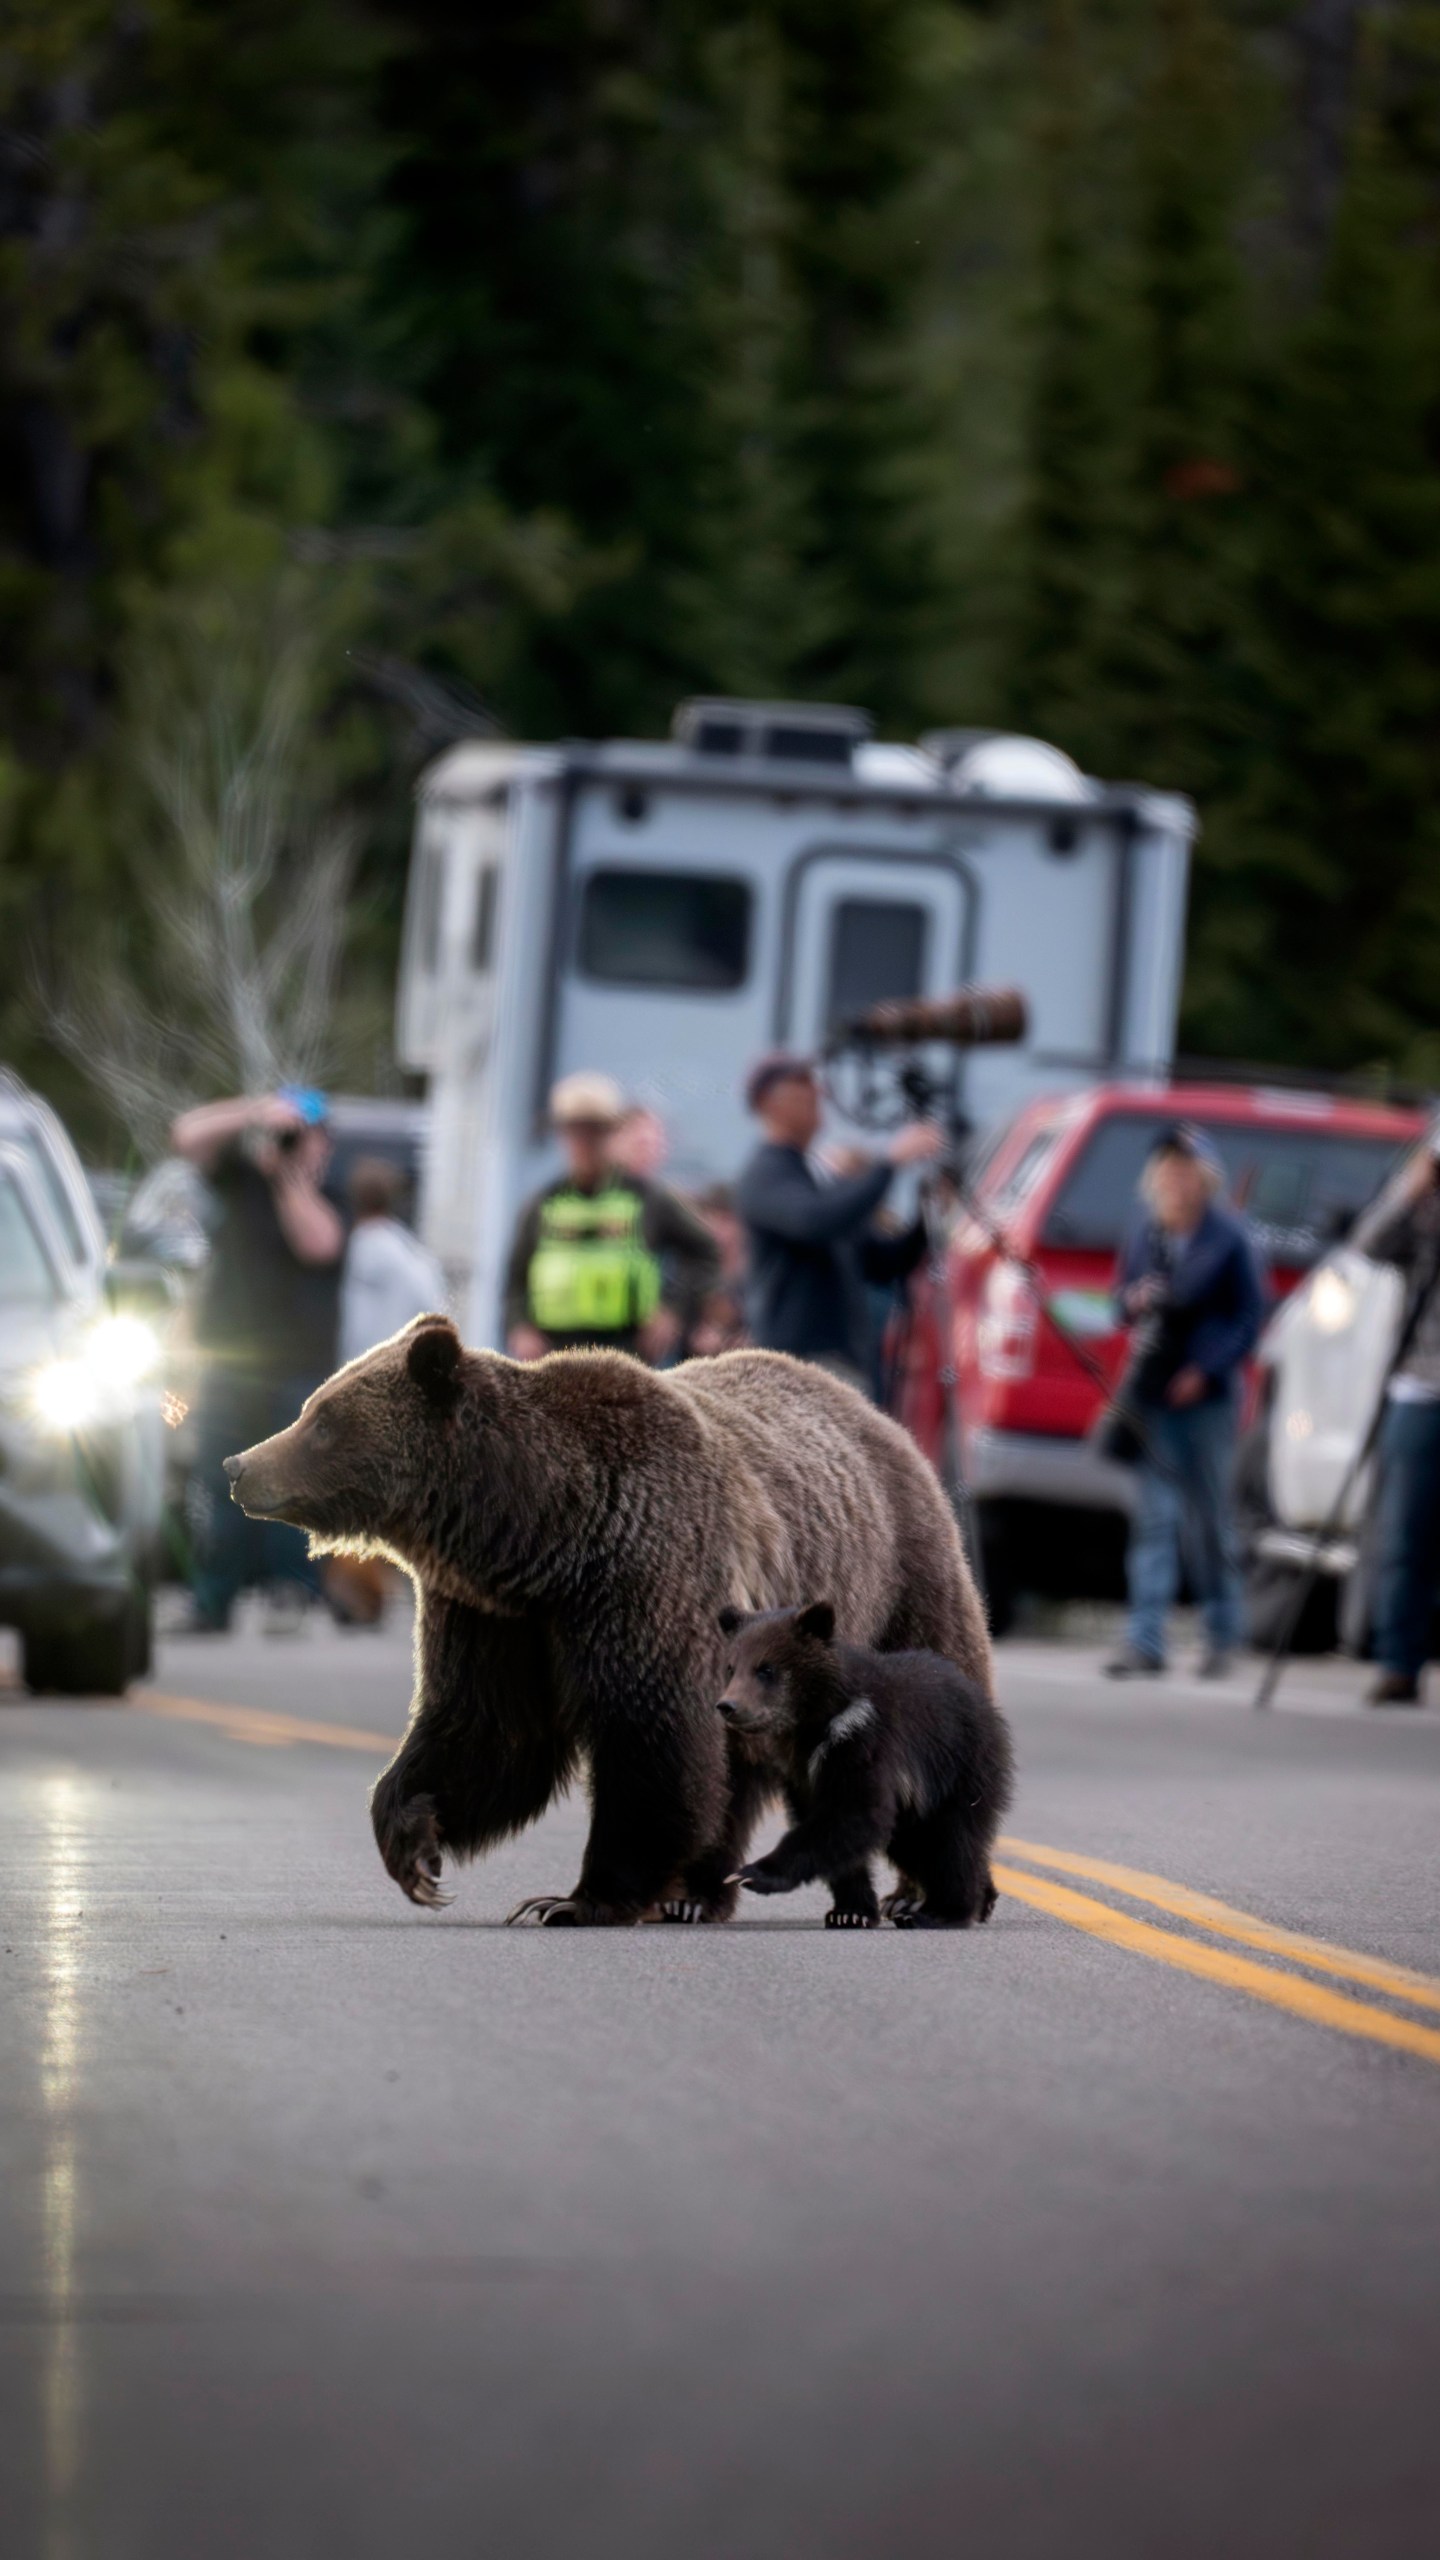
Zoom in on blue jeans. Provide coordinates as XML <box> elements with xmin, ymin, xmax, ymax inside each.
<box><xmin>190</xmin><ymin>1369</ymin><xmax>323</xmax><ymax>1629</ymax></box>
<box><xmin>1373</xmin><ymin>1397</ymin><xmax>1440</xmax><ymax>1680</ymax></box>
<box><xmin>1125</xmin><ymin>1387</ymin><xmax>1243</xmax><ymax>1664</ymax></box>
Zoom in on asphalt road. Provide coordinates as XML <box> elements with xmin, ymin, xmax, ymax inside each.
<box><xmin>3</xmin><ymin>1609</ymin><xmax>1439</xmax><ymax>2560</ymax></box>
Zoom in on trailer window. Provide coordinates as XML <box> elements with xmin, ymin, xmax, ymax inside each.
<box><xmin>825</xmin><ymin>899</ymin><xmax>928</xmax><ymax>1033</ymax></box>
<box><xmin>414</xmin><ymin>846</ymin><xmax>443</xmax><ymax>975</ymax></box>
<box><xmin>471</xmin><ymin>866</ymin><xmax>498</xmax><ymax>972</ymax></box>
<box><xmin>1042</xmin><ymin>1113</ymin><xmax>1408</xmax><ymax>1268</ymax></box>
<box><xmin>578</xmin><ymin>869</ymin><xmax>751</xmax><ymax>992</ymax></box>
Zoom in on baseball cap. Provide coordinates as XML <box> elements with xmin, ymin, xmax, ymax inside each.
<box><xmin>279</xmin><ymin>1084</ymin><xmax>330</xmax><ymax>1127</ymax></box>
<box><xmin>550</xmin><ymin>1070</ymin><xmax>625</xmax><ymax>1128</ymax></box>
<box><xmin>745</xmin><ymin>1051</ymin><xmax>816</xmax><ymax>1113</ymax></box>
<box><xmin>1149</xmin><ymin>1120</ymin><xmax>1224</xmax><ymax>1177</ymax></box>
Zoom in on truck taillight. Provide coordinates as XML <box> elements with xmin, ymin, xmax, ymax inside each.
<box><xmin>976</xmin><ymin>1263</ymin><xmax>1037</xmax><ymax>1381</ymax></box>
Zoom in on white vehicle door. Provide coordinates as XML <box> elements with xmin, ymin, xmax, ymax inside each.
<box><xmin>1266</xmin><ymin>1247</ymin><xmax>1403</xmax><ymax>1531</ymax></box>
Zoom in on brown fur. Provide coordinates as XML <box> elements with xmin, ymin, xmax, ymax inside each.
<box><xmin>225</xmin><ymin>1316</ymin><xmax>992</xmax><ymax>1924</ymax></box>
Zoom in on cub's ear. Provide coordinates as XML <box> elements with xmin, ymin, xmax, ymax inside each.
<box><xmin>407</xmin><ymin>1317</ymin><xmax>463</xmax><ymax>1414</ymax></box>
<box><xmin>797</xmin><ymin>1601</ymin><xmax>835</xmax><ymax>1645</ymax></box>
<box><xmin>717</xmin><ymin>1606</ymin><xmax>746</xmax><ymax>1638</ymax></box>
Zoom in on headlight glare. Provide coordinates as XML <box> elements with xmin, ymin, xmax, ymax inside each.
<box><xmin>29</xmin><ymin>1314</ymin><xmax>163</xmax><ymax>1433</ymax></box>
<box><xmin>32</xmin><ymin>1359</ymin><xmax>104</xmax><ymax>1433</ymax></box>
<box><xmin>1311</xmin><ymin>1269</ymin><xmax>1356</xmax><ymax>1336</ymax></box>
<box><xmin>87</xmin><ymin>1312</ymin><xmax>161</xmax><ymax>1388</ymax></box>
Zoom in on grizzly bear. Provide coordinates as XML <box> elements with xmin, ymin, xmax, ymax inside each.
<box><xmin>717</xmin><ymin>1602</ymin><xmax>1013</xmax><ymax>1927</ymax></box>
<box><xmin>224</xmin><ymin>1315</ymin><xmax>993</xmax><ymax>1926</ymax></box>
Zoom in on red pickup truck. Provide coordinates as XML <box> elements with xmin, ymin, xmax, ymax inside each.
<box><xmin>896</xmin><ymin>1081</ymin><xmax>1423</xmax><ymax>1632</ymax></box>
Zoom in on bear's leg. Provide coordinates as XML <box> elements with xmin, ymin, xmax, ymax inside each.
<box><xmin>510</xmin><ymin>1697</ymin><xmax>720</xmax><ymax>1928</ymax></box>
<box><xmin>373</xmin><ymin>1601</ymin><xmax>568</xmax><ymax>1910</ymax></box>
<box><xmin>659</xmin><ymin>1750</ymin><xmax>775</xmax><ymax>1923</ymax></box>
<box><xmin>824</xmin><ymin>1865</ymin><xmax>881</xmax><ymax>1930</ymax></box>
<box><xmin>889</xmin><ymin>1795</ymin><xmax>998</xmax><ymax>1928</ymax></box>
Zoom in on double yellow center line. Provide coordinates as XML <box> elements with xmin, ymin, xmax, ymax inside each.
<box><xmin>997</xmin><ymin>1837</ymin><xmax>1440</xmax><ymax>2067</ymax></box>
<box><xmin>129</xmin><ymin>1689</ymin><xmax>1440</xmax><ymax>2065</ymax></box>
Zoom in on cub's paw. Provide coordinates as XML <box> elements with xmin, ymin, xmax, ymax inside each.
<box><xmin>725</xmin><ymin>1864</ymin><xmax>793</xmax><ymax>1898</ymax></box>
<box><xmin>825</xmin><ymin>1907</ymin><xmax>879</xmax><ymax>1929</ymax></box>
<box><xmin>377</xmin><ymin>1794</ymin><xmax>451</xmax><ymax>1909</ymax></box>
<box><xmin>654</xmin><ymin>1898</ymin><xmax>711</xmax><ymax>1924</ymax></box>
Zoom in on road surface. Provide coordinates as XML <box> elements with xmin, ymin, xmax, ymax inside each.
<box><xmin>3</xmin><ymin>1610</ymin><xmax>1438</xmax><ymax>2560</ymax></box>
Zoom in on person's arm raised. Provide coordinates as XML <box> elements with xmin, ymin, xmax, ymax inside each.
<box><xmin>170</xmin><ymin>1094</ymin><xmax>293</xmax><ymax>1171</ymax></box>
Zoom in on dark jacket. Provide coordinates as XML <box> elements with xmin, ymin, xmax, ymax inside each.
<box><xmin>504</xmin><ymin>1170</ymin><xmax>720</xmax><ymax>1353</ymax></box>
<box><xmin>195</xmin><ymin>1146</ymin><xmax>342</xmax><ymax>1380</ymax></box>
<box><xmin>737</xmin><ymin>1143</ymin><xmax>921</xmax><ymax>1369</ymax></box>
<box><xmin>1113</xmin><ymin>1200</ymin><xmax>1266</xmax><ymax>1402</ymax></box>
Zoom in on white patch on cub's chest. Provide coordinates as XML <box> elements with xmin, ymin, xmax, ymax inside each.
<box><xmin>807</xmin><ymin>1694</ymin><xmax>876</xmax><ymax>1784</ymax></box>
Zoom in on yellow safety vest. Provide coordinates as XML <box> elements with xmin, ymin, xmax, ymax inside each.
<box><xmin>527</xmin><ymin>1184</ymin><xmax>662</xmax><ymax>1337</ymax></box>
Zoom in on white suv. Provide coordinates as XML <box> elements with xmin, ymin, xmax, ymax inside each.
<box><xmin>0</xmin><ymin>1073</ymin><xmax>163</xmax><ymax>1692</ymax></box>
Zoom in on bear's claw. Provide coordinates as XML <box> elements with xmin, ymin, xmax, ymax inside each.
<box><xmin>507</xmin><ymin>1893</ymin><xmax>574</xmax><ymax>1926</ymax></box>
<box><xmin>506</xmin><ymin>1893</ymin><xmax>637</xmax><ymax>1927</ymax></box>
<box><xmin>825</xmin><ymin>1909</ymin><xmax>879</xmax><ymax>1928</ymax></box>
<box><xmin>655</xmin><ymin>1898</ymin><xmax>708</xmax><ymax>1924</ymax></box>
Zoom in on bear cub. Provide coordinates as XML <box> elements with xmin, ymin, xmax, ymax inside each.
<box><xmin>718</xmin><ymin>1602</ymin><xmax>1014</xmax><ymax>1928</ymax></box>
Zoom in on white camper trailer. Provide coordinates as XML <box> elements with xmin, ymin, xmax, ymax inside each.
<box><xmin>396</xmin><ymin>699</ymin><xmax>1194</xmax><ymax>1346</ymax></box>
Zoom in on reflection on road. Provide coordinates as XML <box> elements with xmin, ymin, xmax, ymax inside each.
<box><xmin>39</xmin><ymin>1772</ymin><xmax>84</xmax><ymax>2560</ymax></box>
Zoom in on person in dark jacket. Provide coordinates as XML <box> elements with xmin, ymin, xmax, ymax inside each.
<box><xmin>1106</xmin><ymin>1123</ymin><xmax>1266</xmax><ymax>1680</ymax></box>
<box><xmin>1351</xmin><ymin>1130</ymin><xmax>1440</xmax><ymax>1705</ymax></box>
<box><xmin>505</xmin><ymin>1072</ymin><xmax>720</xmax><ymax>1362</ymax></box>
<box><xmin>171</xmin><ymin>1086</ymin><xmax>345</xmax><ymax>1631</ymax></box>
<box><xmin>735</xmin><ymin>1054</ymin><xmax>941</xmax><ymax>1392</ymax></box>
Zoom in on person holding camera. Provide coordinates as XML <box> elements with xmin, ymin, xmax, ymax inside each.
<box><xmin>1105</xmin><ymin>1124</ymin><xmax>1265</xmax><ymax>1680</ymax></box>
<box><xmin>171</xmin><ymin>1087</ymin><xmax>345</xmax><ymax>1631</ymax></box>
<box><xmin>1351</xmin><ymin>1131</ymin><xmax>1440</xmax><ymax>1705</ymax></box>
<box><xmin>736</xmin><ymin>1053</ymin><xmax>942</xmax><ymax>1394</ymax></box>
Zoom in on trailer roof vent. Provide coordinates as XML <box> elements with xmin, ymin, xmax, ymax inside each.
<box><xmin>926</xmin><ymin>730</ymin><xmax>1093</xmax><ymax>804</ymax></box>
<box><xmin>673</xmin><ymin>698</ymin><xmax>874</xmax><ymax>768</ymax></box>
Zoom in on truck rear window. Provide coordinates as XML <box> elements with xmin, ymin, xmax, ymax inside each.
<box><xmin>1042</xmin><ymin>1114</ymin><xmax>1407</xmax><ymax>1267</ymax></box>
<box><xmin>578</xmin><ymin>869</ymin><xmax>751</xmax><ymax>992</ymax></box>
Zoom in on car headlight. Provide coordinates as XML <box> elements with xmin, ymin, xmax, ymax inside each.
<box><xmin>32</xmin><ymin>1359</ymin><xmax>107</xmax><ymax>1433</ymax></box>
<box><xmin>30</xmin><ymin>1314</ymin><xmax>163</xmax><ymax>1433</ymax></box>
<box><xmin>87</xmin><ymin>1312</ymin><xmax>162</xmax><ymax>1389</ymax></box>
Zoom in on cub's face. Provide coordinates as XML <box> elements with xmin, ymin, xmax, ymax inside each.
<box><xmin>715</xmin><ymin>1601</ymin><xmax>835</xmax><ymax>1735</ymax></box>
<box><xmin>223</xmin><ymin>1314</ymin><xmax>464</xmax><ymax>1549</ymax></box>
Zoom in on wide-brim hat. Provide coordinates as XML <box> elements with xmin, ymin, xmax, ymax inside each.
<box><xmin>550</xmin><ymin>1070</ymin><xmax>625</xmax><ymax>1129</ymax></box>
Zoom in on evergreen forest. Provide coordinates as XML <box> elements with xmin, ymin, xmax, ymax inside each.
<box><xmin>6</xmin><ymin>1</ymin><xmax>1440</xmax><ymax>1140</ymax></box>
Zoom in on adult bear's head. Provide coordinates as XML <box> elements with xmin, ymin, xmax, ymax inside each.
<box><xmin>223</xmin><ymin>1314</ymin><xmax>480</xmax><ymax>1557</ymax></box>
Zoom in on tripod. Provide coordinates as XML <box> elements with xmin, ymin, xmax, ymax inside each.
<box><xmin>1252</xmin><ymin>1234</ymin><xmax>1440</xmax><ymax>1710</ymax></box>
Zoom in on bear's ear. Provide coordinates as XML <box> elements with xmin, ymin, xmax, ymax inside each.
<box><xmin>717</xmin><ymin>1606</ymin><xmax>746</xmax><ymax>1638</ymax></box>
<box><xmin>407</xmin><ymin>1316</ymin><xmax>463</xmax><ymax>1414</ymax></box>
<box><xmin>797</xmin><ymin>1600</ymin><xmax>835</xmax><ymax>1644</ymax></box>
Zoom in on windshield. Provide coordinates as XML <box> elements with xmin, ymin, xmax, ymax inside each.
<box><xmin>0</xmin><ymin>1171</ymin><xmax>59</xmax><ymax>1303</ymax></box>
<box><xmin>1042</xmin><ymin>1114</ymin><xmax>1409</xmax><ymax>1269</ymax></box>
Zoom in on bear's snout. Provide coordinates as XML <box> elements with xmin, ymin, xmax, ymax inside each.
<box><xmin>715</xmin><ymin>1696</ymin><xmax>736</xmax><ymax>1720</ymax></box>
<box><xmin>225</xmin><ymin>1442</ymin><xmax>287</xmax><ymax>1517</ymax></box>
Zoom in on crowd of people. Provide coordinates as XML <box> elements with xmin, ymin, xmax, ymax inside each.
<box><xmin>167</xmin><ymin>1066</ymin><xmax>1440</xmax><ymax>1704</ymax></box>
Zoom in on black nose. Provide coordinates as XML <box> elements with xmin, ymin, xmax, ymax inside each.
<box><xmin>716</xmin><ymin>1698</ymin><xmax>735</xmax><ymax>1719</ymax></box>
<box><xmin>223</xmin><ymin>1454</ymin><xmax>244</xmax><ymax>1483</ymax></box>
